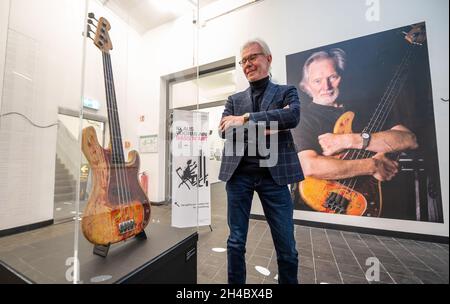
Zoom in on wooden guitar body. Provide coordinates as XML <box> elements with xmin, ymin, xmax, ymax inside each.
<box><xmin>81</xmin><ymin>126</ymin><xmax>151</xmax><ymax>245</ymax></box>
<box><xmin>299</xmin><ymin>112</ymin><xmax>382</xmax><ymax>217</ymax></box>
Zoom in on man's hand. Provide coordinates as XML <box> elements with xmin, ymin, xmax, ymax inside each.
<box><xmin>219</xmin><ymin>115</ymin><xmax>245</xmax><ymax>132</ymax></box>
<box><xmin>371</xmin><ymin>153</ymin><xmax>399</xmax><ymax>181</ymax></box>
<box><xmin>318</xmin><ymin>133</ymin><xmax>355</xmax><ymax>156</ymax></box>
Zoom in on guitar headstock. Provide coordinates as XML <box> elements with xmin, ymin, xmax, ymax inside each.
<box><xmin>86</xmin><ymin>13</ymin><xmax>113</xmax><ymax>53</ymax></box>
<box><xmin>403</xmin><ymin>22</ymin><xmax>426</xmax><ymax>46</ymax></box>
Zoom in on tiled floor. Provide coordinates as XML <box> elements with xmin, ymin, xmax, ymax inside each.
<box><xmin>196</xmin><ymin>183</ymin><xmax>449</xmax><ymax>284</ymax></box>
<box><xmin>0</xmin><ymin>182</ymin><xmax>447</xmax><ymax>284</ymax></box>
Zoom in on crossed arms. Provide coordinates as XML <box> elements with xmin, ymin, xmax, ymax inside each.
<box><xmin>219</xmin><ymin>86</ymin><xmax>300</xmax><ymax>138</ymax></box>
<box><xmin>300</xmin><ymin>124</ymin><xmax>418</xmax><ymax>181</ymax></box>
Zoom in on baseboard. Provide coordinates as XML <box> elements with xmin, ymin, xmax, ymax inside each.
<box><xmin>0</xmin><ymin>220</ymin><xmax>54</xmax><ymax>238</ymax></box>
<box><xmin>250</xmin><ymin>214</ymin><xmax>449</xmax><ymax>244</ymax></box>
<box><xmin>151</xmin><ymin>201</ymin><xmax>169</xmax><ymax>206</ymax></box>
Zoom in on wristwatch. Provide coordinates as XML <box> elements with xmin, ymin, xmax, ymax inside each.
<box><xmin>243</xmin><ymin>113</ymin><xmax>250</xmax><ymax>123</ymax></box>
<box><xmin>361</xmin><ymin>132</ymin><xmax>371</xmax><ymax>150</ymax></box>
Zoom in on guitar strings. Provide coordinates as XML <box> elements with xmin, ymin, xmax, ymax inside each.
<box><xmin>343</xmin><ymin>49</ymin><xmax>412</xmax><ymax>174</ymax></box>
<box><xmin>105</xmin><ymin>53</ymin><xmax>135</xmax><ymax>232</ymax></box>
<box><xmin>337</xmin><ymin>49</ymin><xmax>412</xmax><ymax>206</ymax></box>
<box><xmin>344</xmin><ymin>50</ymin><xmax>414</xmax><ymax>193</ymax></box>
<box><xmin>103</xmin><ymin>52</ymin><xmax>124</xmax><ymax>225</ymax></box>
<box><xmin>106</xmin><ymin>53</ymin><xmax>135</xmax><ymax>230</ymax></box>
<box><xmin>369</xmin><ymin>52</ymin><xmax>414</xmax><ymax>136</ymax></box>
<box><xmin>311</xmin><ymin>51</ymin><xmax>409</xmax><ymax>212</ymax></box>
<box><xmin>322</xmin><ymin>46</ymin><xmax>410</xmax><ymax>212</ymax></box>
<box><xmin>103</xmin><ymin>52</ymin><xmax>127</xmax><ymax>231</ymax></box>
<box><xmin>348</xmin><ymin>49</ymin><xmax>414</xmax><ymax>183</ymax></box>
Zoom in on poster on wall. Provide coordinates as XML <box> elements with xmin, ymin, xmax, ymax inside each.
<box><xmin>171</xmin><ymin>110</ymin><xmax>211</xmax><ymax>228</ymax></box>
<box><xmin>287</xmin><ymin>22</ymin><xmax>443</xmax><ymax>223</ymax></box>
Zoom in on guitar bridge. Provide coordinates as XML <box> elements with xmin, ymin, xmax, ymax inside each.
<box><xmin>118</xmin><ymin>219</ymin><xmax>136</xmax><ymax>235</ymax></box>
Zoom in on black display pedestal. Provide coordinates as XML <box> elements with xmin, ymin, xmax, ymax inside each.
<box><xmin>0</xmin><ymin>223</ymin><xmax>198</xmax><ymax>284</ymax></box>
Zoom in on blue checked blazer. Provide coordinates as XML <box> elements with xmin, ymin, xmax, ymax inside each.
<box><xmin>219</xmin><ymin>81</ymin><xmax>304</xmax><ymax>185</ymax></box>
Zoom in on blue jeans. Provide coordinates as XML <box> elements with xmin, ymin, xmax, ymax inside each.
<box><xmin>226</xmin><ymin>172</ymin><xmax>298</xmax><ymax>284</ymax></box>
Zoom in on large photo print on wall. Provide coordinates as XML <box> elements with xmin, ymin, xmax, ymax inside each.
<box><xmin>287</xmin><ymin>23</ymin><xmax>443</xmax><ymax>223</ymax></box>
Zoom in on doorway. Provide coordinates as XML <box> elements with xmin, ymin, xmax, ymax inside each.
<box><xmin>54</xmin><ymin>108</ymin><xmax>107</xmax><ymax>223</ymax></box>
<box><xmin>165</xmin><ymin>58</ymin><xmax>236</xmax><ymax>202</ymax></box>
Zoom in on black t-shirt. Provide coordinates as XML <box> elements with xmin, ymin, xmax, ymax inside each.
<box><xmin>292</xmin><ymin>101</ymin><xmax>401</xmax><ymax>154</ymax></box>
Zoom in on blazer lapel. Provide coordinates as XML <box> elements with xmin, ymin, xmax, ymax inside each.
<box><xmin>260</xmin><ymin>81</ymin><xmax>277</xmax><ymax>111</ymax></box>
<box><xmin>241</xmin><ymin>87</ymin><xmax>253</xmax><ymax>113</ymax></box>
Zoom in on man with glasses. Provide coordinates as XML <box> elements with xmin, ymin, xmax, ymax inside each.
<box><xmin>218</xmin><ymin>39</ymin><xmax>303</xmax><ymax>284</ymax></box>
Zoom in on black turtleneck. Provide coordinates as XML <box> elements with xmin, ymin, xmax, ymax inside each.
<box><xmin>235</xmin><ymin>76</ymin><xmax>271</xmax><ymax>177</ymax></box>
<box><xmin>250</xmin><ymin>76</ymin><xmax>270</xmax><ymax>112</ymax></box>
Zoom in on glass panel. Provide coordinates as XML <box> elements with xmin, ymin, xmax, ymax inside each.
<box><xmin>74</xmin><ymin>0</ymin><xmax>201</xmax><ymax>284</ymax></box>
<box><xmin>0</xmin><ymin>0</ymin><xmax>86</xmax><ymax>283</ymax></box>
<box><xmin>1</xmin><ymin>0</ymin><xmax>201</xmax><ymax>284</ymax></box>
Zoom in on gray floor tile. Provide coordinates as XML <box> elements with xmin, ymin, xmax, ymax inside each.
<box><xmin>341</xmin><ymin>273</ymin><xmax>369</xmax><ymax>284</ymax></box>
<box><xmin>389</xmin><ymin>272</ymin><xmax>423</xmax><ymax>284</ymax></box>
<box><xmin>3</xmin><ymin>182</ymin><xmax>447</xmax><ymax>285</ymax></box>
<box><xmin>253</xmin><ymin>247</ymin><xmax>273</xmax><ymax>258</ymax></box>
<box><xmin>316</xmin><ymin>270</ymin><xmax>342</xmax><ymax>284</ymax></box>
<box><xmin>338</xmin><ymin>263</ymin><xmax>366</xmax><ymax>277</ymax></box>
<box><xmin>248</xmin><ymin>255</ymin><xmax>271</xmax><ymax>268</ymax></box>
<box><xmin>368</xmin><ymin>271</ymin><xmax>395</xmax><ymax>284</ymax></box>
<box><xmin>334</xmin><ymin>254</ymin><xmax>360</xmax><ymax>265</ymax></box>
<box><xmin>408</xmin><ymin>267</ymin><xmax>447</xmax><ymax>284</ymax></box>
<box><xmin>299</xmin><ymin>256</ymin><xmax>314</xmax><ymax>268</ymax></box>
<box><xmin>381</xmin><ymin>262</ymin><xmax>414</xmax><ymax>277</ymax></box>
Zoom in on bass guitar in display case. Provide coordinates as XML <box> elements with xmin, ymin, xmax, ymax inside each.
<box><xmin>81</xmin><ymin>13</ymin><xmax>151</xmax><ymax>257</ymax></box>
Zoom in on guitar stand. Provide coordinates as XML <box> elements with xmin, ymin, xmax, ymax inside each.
<box><xmin>135</xmin><ymin>230</ymin><xmax>148</xmax><ymax>240</ymax></box>
<box><xmin>93</xmin><ymin>231</ymin><xmax>148</xmax><ymax>258</ymax></box>
<box><xmin>93</xmin><ymin>244</ymin><xmax>110</xmax><ymax>258</ymax></box>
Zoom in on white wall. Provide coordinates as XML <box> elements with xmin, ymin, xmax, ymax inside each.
<box><xmin>0</xmin><ymin>0</ymin><xmax>87</xmax><ymax>230</ymax></box>
<box><xmin>133</xmin><ymin>14</ymin><xmax>199</xmax><ymax>203</ymax></box>
<box><xmin>0</xmin><ymin>0</ymin><xmax>10</xmax><ymax>110</ymax></box>
<box><xmin>137</xmin><ymin>0</ymin><xmax>448</xmax><ymax>236</ymax></box>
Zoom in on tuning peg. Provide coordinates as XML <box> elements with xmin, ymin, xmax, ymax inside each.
<box><xmin>87</xmin><ymin>25</ymin><xmax>95</xmax><ymax>34</ymax></box>
<box><xmin>83</xmin><ymin>25</ymin><xmax>95</xmax><ymax>41</ymax></box>
<box><xmin>88</xmin><ymin>12</ymin><xmax>99</xmax><ymax>22</ymax></box>
<box><xmin>87</xmin><ymin>19</ymin><xmax>97</xmax><ymax>28</ymax></box>
<box><xmin>83</xmin><ymin>31</ymin><xmax>94</xmax><ymax>41</ymax></box>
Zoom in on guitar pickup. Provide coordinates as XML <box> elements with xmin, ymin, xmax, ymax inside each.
<box><xmin>324</xmin><ymin>193</ymin><xmax>350</xmax><ymax>214</ymax></box>
<box><xmin>118</xmin><ymin>220</ymin><xmax>136</xmax><ymax>235</ymax></box>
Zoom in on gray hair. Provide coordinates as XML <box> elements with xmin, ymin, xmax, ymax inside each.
<box><xmin>240</xmin><ymin>38</ymin><xmax>272</xmax><ymax>56</ymax></box>
<box><xmin>299</xmin><ymin>48</ymin><xmax>346</xmax><ymax>95</ymax></box>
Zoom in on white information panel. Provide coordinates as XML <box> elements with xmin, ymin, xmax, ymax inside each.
<box><xmin>171</xmin><ymin>110</ymin><xmax>211</xmax><ymax>228</ymax></box>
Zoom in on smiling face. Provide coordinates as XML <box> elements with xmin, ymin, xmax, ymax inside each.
<box><xmin>305</xmin><ymin>58</ymin><xmax>342</xmax><ymax>106</ymax></box>
<box><xmin>240</xmin><ymin>43</ymin><xmax>272</xmax><ymax>82</ymax></box>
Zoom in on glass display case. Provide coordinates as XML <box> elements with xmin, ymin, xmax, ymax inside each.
<box><xmin>0</xmin><ymin>0</ymin><xmax>206</xmax><ymax>284</ymax></box>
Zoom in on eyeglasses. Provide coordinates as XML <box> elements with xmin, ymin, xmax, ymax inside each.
<box><xmin>239</xmin><ymin>53</ymin><xmax>265</xmax><ymax>66</ymax></box>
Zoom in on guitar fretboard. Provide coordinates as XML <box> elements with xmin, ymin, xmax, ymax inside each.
<box><xmin>102</xmin><ymin>52</ymin><xmax>125</xmax><ymax>164</ymax></box>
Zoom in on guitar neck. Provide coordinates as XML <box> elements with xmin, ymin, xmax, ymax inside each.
<box><xmin>102</xmin><ymin>52</ymin><xmax>125</xmax><ymax>164</ymax></box>
<box><xmin>363</xmin><ymin>48</ymin><xmax>415</xmax><ymax>136</ymax></box>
